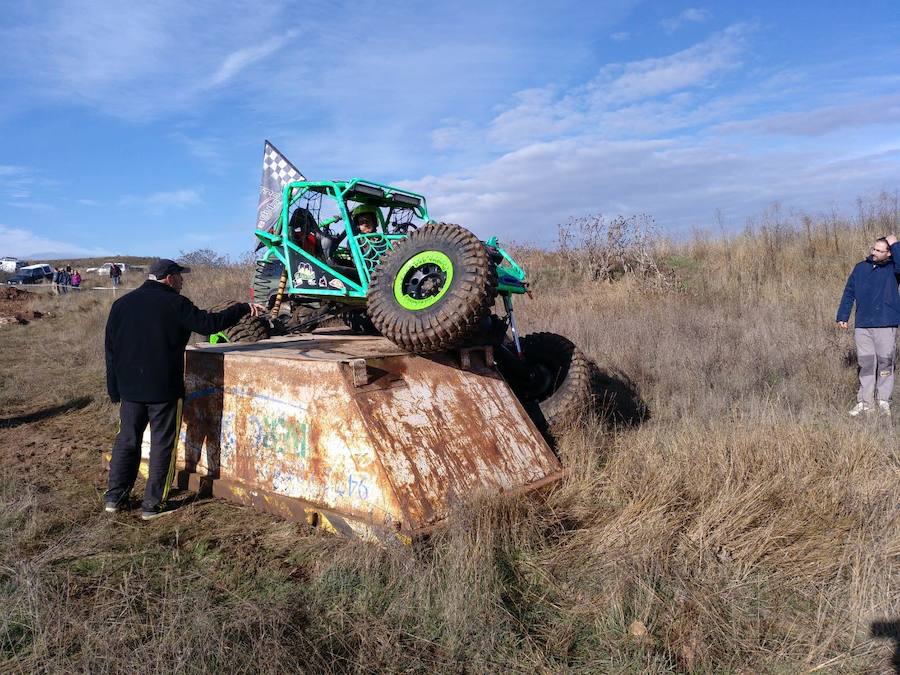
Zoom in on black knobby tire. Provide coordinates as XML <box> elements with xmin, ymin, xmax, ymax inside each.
<box><xmin>343</xmin><ymin>309</ymin><xmax>380</xmax><ymax>335</ymax></box>
<box><xmin>203</xmin><ymin>302</ymin><xmax>242</xmax><ymax>342</ymax></box>
<box><xmin>367</xmin><ymin>222</ymin><xmax>497</xmax><ymax>353</ymax></box>
<box><xmin>223</xmin><ymin>314</ymin><xmax>270</xmax><ymax>343</ymax></box>
<box><xmin>202</xmin><ymin>302</ymin><xmax>269</xmax><ymax>343</ymax></box>
<box><xmin>253</xmin><ymin>259</ymin><xmax>284</xmax><ymax>309</ymax></box>
<box><xmin>288</xmin><ymin>303</ymin><xmax>323</xmax><ymax>332</ymax></box>
<box><xmin>503</xmin><ymin>332</ymin><xmax>591</xmax><ymax>433</ymax></box>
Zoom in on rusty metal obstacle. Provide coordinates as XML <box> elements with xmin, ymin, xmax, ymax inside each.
<box><xmin>127</xmin><ymin>331</ymin><xmax>563</xmax><ymax>543</ymax></box>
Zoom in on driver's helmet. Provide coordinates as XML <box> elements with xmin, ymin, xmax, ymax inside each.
<box><xmin>351</xmin><ymin>204</ymin><xmax>380</xmax><ymax>232</ymax></box>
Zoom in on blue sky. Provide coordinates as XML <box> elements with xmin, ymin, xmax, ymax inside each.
<box><xmin>0</xmin><ymin>1</ymin><xmax>898</xmax><ymax>258</ymax></box>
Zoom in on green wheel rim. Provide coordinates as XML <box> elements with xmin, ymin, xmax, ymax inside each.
<box><xmin>209</xmin><ymin>332</ymin><xmax>229</xmax><ymax>344</ymax></box>
<box><xmin>393</xmin><ymin>250</ymin><xmax>454</xmax><ymax>311</ymax></box>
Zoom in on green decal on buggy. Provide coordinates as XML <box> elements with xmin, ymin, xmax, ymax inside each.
<box><xmin>393</xmin><ymin>251</ymin><xmax>454</xmax><ymax>310</ymax></box>
<box><xmin>209</xmin><ymin>332</ymin><xmax>229</xmax><ymax>344</ymax></box>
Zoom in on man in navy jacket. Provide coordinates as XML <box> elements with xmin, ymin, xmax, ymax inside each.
<box><xmin>104</xmin><ymin>258</ymin><xmax>265</xmax><ymax>519</ymax></box>
<box><xmin>836</xmin><ymin>235</ymin><xmax>900</xmax><ymax>417</ymax></box>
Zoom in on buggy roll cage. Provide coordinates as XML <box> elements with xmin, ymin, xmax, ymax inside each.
<box><xmin>253</xmin><ymin>178</ymin><xmax>526</xmax><ymax>299</ymax></box>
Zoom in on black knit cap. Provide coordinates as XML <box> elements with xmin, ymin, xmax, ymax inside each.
<box><xmin>149</xmin><ymin>258</ymin><xmax>191</xmax><ymax>279</ymax></box>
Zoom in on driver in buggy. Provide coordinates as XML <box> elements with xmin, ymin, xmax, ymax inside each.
<box><xmin>351</xmin><ymin>204</ymin><xmax>383</xmax><ymax>256</ymax></box>
<box><xmin>351</xmin><ymin>204</ymin><xmax>379</xmax><ymax>234</ymax></box>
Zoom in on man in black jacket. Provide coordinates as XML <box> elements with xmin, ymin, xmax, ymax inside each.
<box><xmin>104</xmin><ymin>258</ymin><xmax>265</xmax><ymax>520</ymax></box>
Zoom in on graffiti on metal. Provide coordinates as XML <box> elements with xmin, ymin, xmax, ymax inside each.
<box><xmin>158</xmin><ymin>334</ymin><xmax>563</xmax><ymax>541</ymax></box>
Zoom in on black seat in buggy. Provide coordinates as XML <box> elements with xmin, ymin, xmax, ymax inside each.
<box><xmin>288</xmin><ymin>207</ymin><xmax>359</xmax><ymax>283</ymax></box>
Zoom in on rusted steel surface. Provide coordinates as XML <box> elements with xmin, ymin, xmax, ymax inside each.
<box><xmin>140</xmin><ymin>330</ymin><xmax>563</xmax><ymax>542</ymax></box>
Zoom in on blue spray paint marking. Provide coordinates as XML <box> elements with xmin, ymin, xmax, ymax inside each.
<box><xmin>185</xmin><ymin>385</ymin><xmax>307</xmax><ymax>412</ymax></box>
<box><xmin>331</xmin><ymin>472</ymin><xmax>370</xmax><ymax>501</ymax></box>
<box><xmin>185</xmin><ymin>386</ymin><xmax>223</xmax><ymax>402</ymax></box>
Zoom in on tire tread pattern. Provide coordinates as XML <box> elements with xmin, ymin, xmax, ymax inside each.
<box><xmin>367</xmin><ymin>222</ymin><xmax>497</xmax><ymax>353</ymax></box>
<box><xmin>223</xmin><ymin>314</ymin><xmax>270</xmax><ymax>343</ymax></box>
<box><xmin>518</xmin><ymin>332</ymin><xmax>591</xmax><ymax>433</ymax></box>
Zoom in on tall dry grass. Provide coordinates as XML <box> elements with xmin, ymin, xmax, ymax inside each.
<box><xmin>1</xmin><ymin>195</ymin><xmax>899</xmax><ymax>672</ymax></box>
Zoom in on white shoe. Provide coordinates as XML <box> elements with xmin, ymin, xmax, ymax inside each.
<box><xmin>849</xmin><ymin>402</ymin><xmax>874</xmax><ymax>417</ymax></box>
<box><xmin>877</xmin><ymin>400</ymin><xmax>891</xmax><ymax>416</ymax></box>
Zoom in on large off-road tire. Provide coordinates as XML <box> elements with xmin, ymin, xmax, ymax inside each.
<box><xmin>287</xmin><ymin>303</ymin><xmax>323</xmax><ymax>332</ymax></box>
<box><xmin>253</xmin><ymin>259</ymin><xmax>284</xmax><ymax>308</ymax></box>
<box><xmin>343</xmin><ymin>309</ymin><xmax>380</xmax><ymax>335</ymax></box>
<box><xmin>501</xmin><ymin>332</ymin><xmax>591</xmax><ymax>434</ymax></box>
<box><xmin>222</xmin><ymin>314</ymin><xmax>270</xmax><ymax>343</ymax></box>
<box><xmin>204</xmin><ymin>302</ymin><xmax>242</xmax><ymax>344</ymax></box>
<box><xmin>367</xmin><ymin>222</ymin><xmax>497</xmax><ymax>353</ymax></box>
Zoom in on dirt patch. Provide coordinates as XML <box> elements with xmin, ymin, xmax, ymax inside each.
<box><xmin>0</xmin><ymin>286</ymin><xmax>44</xmax><ymax>324</ymax></box>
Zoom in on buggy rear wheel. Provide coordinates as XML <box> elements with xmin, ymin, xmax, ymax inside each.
<box><xmin>499</xmin><ymin>332</ymin><xmax>591</xmax><ymax>435</ymax></box>
<box><xmin>253</xmin><ymin>259</ymin><xmax>284</xmax><ymax>309</ymax></box>
<box><xmin>367</xmin><ymin>222</ymin><xmax>497</xmax><ymax>352</ymax></box>
<box><xmin>221</xmin><ymin>314</ymin><xmax>270</xmax><ymax>343</ymax></box>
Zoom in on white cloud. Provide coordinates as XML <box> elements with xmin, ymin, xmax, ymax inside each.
<box><xmin>431</xmin><ymin>120</ymin><xmax>480</xmax><ymax>151</ymax></box>
<box><xmin>6</xmin><ymin>201</ymin><xmax>55</xmax><ymax>212</ymax></box>
<box><xmin>597</xmin><ymin>23</ymin><xmax>747</xmax><ymax>103</ymax></box>
<box><xmin>0</xmin><ymin>224</ymin><xmax>111</xmax><ymax>258</ymax></box>
<box><xmin>144</xmin><ymin>189</ymin><xmax>202</xmax><ymax>207</ymax></box>
<box><xmin>204</xmin><ymin>31</ymin><xmax>295</xmax><ymax>88</ymax></box>
<box><xmin>0</xmin><ymin>165</ymin><xmax>35</xmax><ymax>199</ymax></box>
<box><xmin>610</xmin><ymin>31</ymin><xmax>631</xmax><ymax>42</ymax></box>
<box><xmin>661</xmin><ymin>8</ymin><xmax>712</xmax><ymax>32</ymax></box>
<box><xmin>172</xmin><ymin>133</ymin><xmax>224</xmax><ymax>163</ymax></box>
<box><xmin>0</xmin><ymin>0</ymin><xmax>294</xmax><ymax>119</ymax></box>
<box><xmin>120</xmin><ymin>189</ymin><xmax>202</xmax><ymax>210</ymax></box>
<box><xmin>719</xmin><ymin>94</ymin><xmax>900</xmax><ymax>136</ymax></box>
<box><xmin>404</xmin><ymin>26</ymin><xmax>899</xmax><ymax>245</ymax></box>
<box><xmin>404</xmin><ymin>138</ymin><xmax>900</xmax><ymax>245</ymax></box>
<box><xmin>486</xmin><ymin>24</ymin><xmax>750</xmax><ymax>147</ymax></box>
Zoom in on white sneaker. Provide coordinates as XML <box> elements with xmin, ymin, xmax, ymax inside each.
<box><xmin>877</xmin><ymin>400</ymin><xmax>891</xmax><ymax>416</ymax></box>
<box><xmin>849</xmin><ymin>402</ymin><xmax>874</xmax><ymax>417</ymax></box>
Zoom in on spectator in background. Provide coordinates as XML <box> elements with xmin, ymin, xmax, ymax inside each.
<box><xmin>51</xmin><ymin>267</ymin><xmax>61</xmax><ymax>295</ymax></box>
<box><xmin>59</xmin><ymin>266</ymin><xmax>71</xmax><ymax>294</ymax></box>
<box><xmin>110</xmin><ymin>263</ymin><xmax>122</xmax><ymax>287</ymax></box>
<box><xmin>836</xmin><ymin>234</ymin><xmax>900</xmax><ymax>417</ymax></box>
<box><xmin>72</xmin><ymin>269</ymin><xmax>82</xmax><ymax>288</ymax></box>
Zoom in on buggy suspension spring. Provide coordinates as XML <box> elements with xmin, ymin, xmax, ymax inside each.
<box><xmin>270</xmin><ymin>267</ymin><xmax>288</xmax><ymax>319</ymax></box>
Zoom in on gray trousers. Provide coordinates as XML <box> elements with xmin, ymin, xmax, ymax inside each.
<box><xmin>855</xmin><ymin>327</ymin><xmax>898</xmax><ymax>404</ymax></box>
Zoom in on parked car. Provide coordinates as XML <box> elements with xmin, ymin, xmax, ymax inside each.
<box><xmin>7</xmin><ymin>263</ymin><xmax>53</xmax><ymax>285</ymax></box>
<box><xmin>1</xmin><ymin>257</ymin><xmax>27</xmax><ymax>273</ymax></box>
<box><xmin>90</xmin><ymin>262</ymin><xmax>128</xmax><ymax>276</ymax></box>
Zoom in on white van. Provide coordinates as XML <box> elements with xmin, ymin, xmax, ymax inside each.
<box><xmin>95</xmin><ymin>262</ymin><xmax>127</xmax><ymax>276</ymax></box>
<box><xmin>0</xmin><ymin>257</ymin><xmax>26</xmax><ymax>273</ymax></box>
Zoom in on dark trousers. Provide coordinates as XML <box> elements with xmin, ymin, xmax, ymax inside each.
<box><xmin>106</xmin><ymin>399</ymin><xmax>183</xmax><ymax>510</ymax></box>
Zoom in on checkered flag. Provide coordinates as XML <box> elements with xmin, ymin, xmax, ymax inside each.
<box><xmin>256</xmin><ymin>140</ymin><xmax>305</xmax><ymax>232</ymax></box>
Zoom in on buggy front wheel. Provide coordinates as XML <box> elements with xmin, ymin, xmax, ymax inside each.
<box><xmin>367</xmin><ymin>222</ymin><xmax>497</xmax><ymax>352</ymax></box>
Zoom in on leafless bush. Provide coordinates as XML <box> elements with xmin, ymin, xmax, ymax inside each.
<box><xmin>557</xmin><ymin>213</ymin><xmax>672</xmax><ymax>289</ymax></box>
<box><xmin>856</xmin><ymin>190</ymin><xmax>899</xmax><ymax>236</ymax></box>
<box><xmin>178</xmin><ymin>248</ymin><xmax>233</xmax><ymax>268</ymax></box>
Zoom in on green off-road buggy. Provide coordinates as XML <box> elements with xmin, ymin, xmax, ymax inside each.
<box><xmin>217</xmin><ymin>177</ymin><xmax>592</xmax><ymax>433</ymax></box>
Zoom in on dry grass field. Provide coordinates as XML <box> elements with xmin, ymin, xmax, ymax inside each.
<box><xmin>1</xmin><ymin>198</ymin><xmax>899</xmax><ymax>673</ymax></box>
